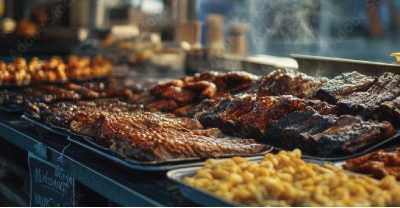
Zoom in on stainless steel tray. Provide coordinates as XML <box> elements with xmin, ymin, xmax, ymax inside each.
<box><xmin>22</xmin><ymin>114</ymin><xmax>273</xmax><ymax>171</ymax></box>
<box><xmin>291</xmin><ymin>54</ymin><xmax>400</xmax><ymax>77</ymax></box>
<box><xmin>167</xmin><ymin>158</ymin><xmax>353</xmax><ymax>207</ymax></box>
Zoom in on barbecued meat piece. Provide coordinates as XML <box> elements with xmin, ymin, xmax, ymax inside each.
<box><xmin>344</xmin><ymin>149</ymin><xmax>400</xmax><ymax>180</ymax></box>
<box><xmin>196</xmin><ymin>94</ymin><xmax>338</xmax><ymax>139</ymax></box>
<box><xmin>267</xmin><ymin>108</ymin><xmax>395</xmax><ymax>156</ymax></box>
<box><xmin>266</xmin><ymin>107</ymin><xmax>339</xmax><ymax>151</ymax></box>
<box><xmin>379</xmin><ymin>97</ymin><xmax>400</xmax><ymax>126</ymax></box>
<box><xmin>29</xmin><ymin>99</ymin><xmax>140</xmax><ymax>128</ymax></box>
<box><xmin>338</xmin><ymin>72</ymin><xmax>400</xmax><ymax>121</ymax></box>
<box><xmin>195</xmin><ymin>93</ymin><xmax>395</xmax><ymax>156</ymax></box>
<box><xmin>146</xmin><ymin>71</ymin><xmax>259</xmax><ymax>114</ymax></box>
<box><xmin>94</xmin><ymin>112</ymin><xmax>264</xmax><ymax>161</ymax></box>
<box><xmin>315</xmin><ymin>71</ymin><xmax>376</xmax><ymax>104</ymax></box>
<box><xmin>307</xmin><ymin>116</ymin><xmax>395</xmax><ymax>156</ymax></box>
<box><xmin>32</xmin><ymin>100</ymin><xmax>265</xmax><ymax>161</ymax></box>
<box><xmin>248</xmin><ymin>69</ymin><xmax>328</xmax><ymax>98</ymax></box>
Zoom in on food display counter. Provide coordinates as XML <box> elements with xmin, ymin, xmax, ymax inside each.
<box><xmin>1</xmin><ymin>0</ymin><xmax>400</xmax><ymax>206</ymax></box>
<box><xmin>0</xmin><ymin>54</ymin><xmax>400</xmax><ymax>206</ymax></box>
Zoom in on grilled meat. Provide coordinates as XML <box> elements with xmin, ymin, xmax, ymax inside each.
<box><xmin>305</xmin><ymin>115</ymin><xmax>395</xmax><ymax>156</ymax></box>
<box><xmin>315</xmin><ymin>71</ymin><xmax>376</xmax><ymax>104</ymax></box>
<box><xmin>196</xmin><ymin>94</ymin><xmax>395</xmax><ymax>156</ymax></box>
<box><xmin>29</xmin><ymin>99</ymin><xmax>139</xmax><ymax>128</ymax></box>
<box><xmin>267</xmin><ymin>107</ymin><xmax>339</xmax><ymax>152</ymax></box>
<box><xmin>196</xmin><ymin>94</ymin><xmax>337</xmax><ymax>138</ymax></box>
<box><xmin>145</xmin><ymin>71</ymin><xmax>259</xmax><ymax>114</ymax></box>
<box><xmin>344</xmin><ymin>149</ymin><xmax>400</xmax><ymax>180</ymax></box>
<box><xmin>248</xmin><ymin>68</ymin><xmax>328</xmax><ymax>98</ymax></box>
<box><xmin>379</xmin><ymin>97</ymin><xmax>400</xmax><ymax>126</ymax></box>
<box><xmin>30</xmin><ymin>100</ymin><xmax>265</xmax><ymax>161</ymax></box>
<box><xmin>338</xmin><ymin>72</ymin><xmax>400</xmax><ymax>121</ymax></box>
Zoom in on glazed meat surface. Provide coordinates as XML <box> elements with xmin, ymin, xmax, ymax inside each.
<box><xmin>315</xmin><ymin>71</ymin><xmax>376</xmax><ymax>104</ymax></box>
<box><xmin>338</xmin><ymin>72</ymin><xmax>400</xmax><ymax>120</ymax></box>
<box><xmin>144</xmin><ymin>71</ymin><xmax>259</xmax><ymax>115</ymax></box>
<box><xmin>196</xmin><ymin>94</ymin><xmax>338</xmax><ymax>138</ymax></box>
<box><xmin>195</xmin><ymin>94</ymin><xmax>395</xmax><ymax>156</ymax></box>
<box><xmin>248</xmin><ymin>69</ymin><xmax>328</xmax><ymax>98</ymax></box>
<box><xmin>344</xmin><ymin>149</ymin><xmax>400</xmax><ymax>180</ymax></box>
<box><xmin>379</xmin><ymin>96</ymin><xmax>400</xmax><ymax>126</ymax></box>
<box><xmin>30</xmin><ymin>100</ymin><xmax>265</xmax><ymax>161</ymax></box>
<box><xmin>306</xmin><ymin>115</ymin><xmax>395</xmax><ymax>156</ymax></box>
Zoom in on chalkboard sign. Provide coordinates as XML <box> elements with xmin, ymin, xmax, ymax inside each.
<box><xmin>28</xmin><ymin>152</ymin><xmax>75</xmax><ymax>206</ymax></box>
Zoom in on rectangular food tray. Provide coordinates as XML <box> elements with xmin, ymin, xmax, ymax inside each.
<box><xmin>167</xmin><ymin>158</ymin><xmax>357</xmax><ymax>207</ymax></box>
<box><xmin>21</xmin><ymin>115</ymin><xmax>273</xmax><ymax>171</ymax></box>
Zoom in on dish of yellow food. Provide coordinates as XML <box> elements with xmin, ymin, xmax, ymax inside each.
<box><xmin>183</xmin><ymin>150</ymin><xmax>400</xmax><ymax>206</ymax></box>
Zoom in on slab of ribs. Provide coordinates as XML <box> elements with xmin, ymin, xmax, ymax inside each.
<box><xmin>195</xmin><ymin>94</ymin><xmax>395</xmax><ymax>156</ymax></box>
<box><xmin>28</xmin><ymin>100</ymin><xmax>266</xmax><ymax>162</ymax></box>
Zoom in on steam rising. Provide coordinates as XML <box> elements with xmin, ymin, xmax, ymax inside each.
<box><xmin>229</xmin><ymin>0</ymin><xmax>323</xmax><ymax>54</ymax></box>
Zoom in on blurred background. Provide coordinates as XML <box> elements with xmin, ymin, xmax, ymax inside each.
<box><xmin>0</xmin><ymin>0</ymin><xmax>398</xmax><ymax>63</ymax></box>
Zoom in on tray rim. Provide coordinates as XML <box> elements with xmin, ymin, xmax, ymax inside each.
<box><xmin>167</xmin><ymin>166</ymin><xmax>241</xmax><ymax>207</ymax></box>
<box><xmin>291</xmin><ymin>54</ymin><xmax>400</xmax><ymax>68</ymax></box>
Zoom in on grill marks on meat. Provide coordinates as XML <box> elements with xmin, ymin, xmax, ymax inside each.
<box><xmin>196</xmin><ymin>94</ymin><xmax>395</xmax><ymax>156</ymax></box>
<box><xmin>196</xmin><ymin>94</ymin><xmax>337</xmax><ymax>138</ymax></box>
<box><xmin>95</xmin><ymin>112</ymin><xmax>264</xmax><ymax>161</ymax></box>
<box><xmin>338</xmin><ymin>72</ymin><xmax>400</xmax><ymax>123</ymax></box>
<box><xmin>307</xmin><ymin>116</ymin><xmax>394</xmax><ymax>156</ymax></box>
<box><xmin>31</xmin><ymin>100</ymin><xmax>265</xmax><ymax>162</ymax></box>
<box><xmin>144</xmin><ymin>71</ymin><xmax>259</xmax><ymax>115</ymax></box>
<box><xmin>344</xmin><ymin>149</ymin><xmax>400</xmax><ymax>180</ymax></box>
<box><xmin>315</xmin><ymin>71</ymin><xmax>376</xmax><ymax>104</ymax></box>
<box><xmin>248</xmin><ymin>69</ymin><xmax>328</xmax><ymax>98</ymax></box>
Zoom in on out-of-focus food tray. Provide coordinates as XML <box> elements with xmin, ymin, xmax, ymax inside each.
<box><xmin>291</xmin><ymin>54</ymin><xmax>400</xmax><ymax>77</ymax></box>
<box><xmin>22</xmin><ymin>114</ymin><xmax>273</xmax><ymax>172</ymax></box>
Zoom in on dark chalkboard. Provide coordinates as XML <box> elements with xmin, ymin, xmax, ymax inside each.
<box><xmin>28</xmin><ymin>152</ymin><xmax>75</xmax><ymax>207</ymax></box>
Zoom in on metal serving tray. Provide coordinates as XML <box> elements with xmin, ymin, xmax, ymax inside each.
<box><xmin>22</xmin><ymin>115</ymin><xmax>273</xmax><ymax>172</ymax></box>
<box><xmin>167</xmin><ymin>157</ymin><xmax>364</xmax><ymax>207</ymax></box>
<box><xmin>291</xmin><ymin>54</ymin><xmax>400</xmax><ymax>77</ymax></box>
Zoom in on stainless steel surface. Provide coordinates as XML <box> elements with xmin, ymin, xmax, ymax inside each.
<box><xmin>292</xmin><ymin>54</ymin><xmax>400</xmax><ymax>78</ymax></box>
